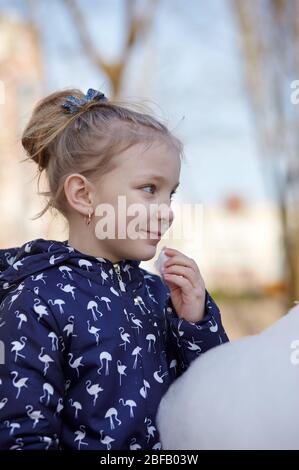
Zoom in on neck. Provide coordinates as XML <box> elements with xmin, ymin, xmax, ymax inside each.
<box><xmin>67</xmin><ymin>220</ymin><xmax>121</xmax><ymax>263</ymax></box>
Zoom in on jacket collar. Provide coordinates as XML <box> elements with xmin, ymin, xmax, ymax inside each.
<box><xmin>0</xmin><ymin>238</ymin><xmax>145</xmax><ymax>298</ymax></box>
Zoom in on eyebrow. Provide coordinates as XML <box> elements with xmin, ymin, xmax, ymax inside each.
<box><xmin>136</xmin><ymin>174</ymin><xmax>180</xmax><ymax>190</ymax></box>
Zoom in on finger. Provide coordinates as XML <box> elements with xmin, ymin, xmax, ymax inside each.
<box><xmin>164</xmin><ymin>247</ymin><xmax>182</xmax><ymax>257</ymax></box>
<box><xmin>163</xmin><ymin>273</ymin><xmax>193</xmax><ymax>293</ymax></box>
<box><xmin>164</xmin><ymin>255</ymin><xmax>197</xmax><ymax>272</ymax></box>
<box><xmin>164</xmin><ymin>265</ymin><xmax>198</xmax><ymax>289</ymax></box>
<box><xmin>164</xmin><ymin>249</ymin><xmax>201</xmax><ymax>275</ymax></box>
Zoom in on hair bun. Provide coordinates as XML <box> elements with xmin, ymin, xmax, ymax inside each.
<box><xmin>22</xmin><ymin>130</ymin><xmax>50</xmax><ymax>170</ymax></box>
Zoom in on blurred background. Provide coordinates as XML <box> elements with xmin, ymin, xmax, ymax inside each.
<box><xmin>1</xmin><ymin>0</ymin><xmax>299</xmax><ymax>339</ymax></box>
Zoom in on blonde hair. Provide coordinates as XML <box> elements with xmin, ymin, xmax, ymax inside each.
<box><xmin>21</xmin><ymin>88</ymin><xmax>184</xmax><ymax>219</ymax></box>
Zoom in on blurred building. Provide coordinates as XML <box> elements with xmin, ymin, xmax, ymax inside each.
<box><xmin>0</xmin><ymin>13</ymin><xmax>48</xmax><ymax>246</ymax></box>
<box><xmin>142</xmin><ymin>200</ymin><xmax>283</xmax><ymax>294</ymax></box>
<box><xmin>202</xmin><ymin>202</ymin><xmax>283</xmax><ymax>293</ymax></box>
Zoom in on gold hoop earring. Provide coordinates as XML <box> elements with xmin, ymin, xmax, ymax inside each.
<box><xmin>86</xmin><ymin>209</ymin><xmax>93</xmax><ymax>226</ymax></box>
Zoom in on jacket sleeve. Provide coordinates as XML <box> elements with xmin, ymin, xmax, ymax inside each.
<box><xmin>0</xmin><ymin>287</ymin><xmax>65</xmax><ymax>450</ymax></box>
<box><xmin>166</xmin><ymin>290</ymin><xmax>229</xmax><ymax>374</ymax></box>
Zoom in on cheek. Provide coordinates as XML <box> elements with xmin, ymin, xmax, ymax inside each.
<box><xmin>124</xmin><ymin>196</ymin><xmax>151</xmax><ymax>231</ymax></box>
<box><xmin>94</xmin><ymin>186</ymin><xmax>117</xmax><ymax>206</ymax></box>
<box><xmin>127</xmin><ymin>190</ymin><xmax>151</xmax><ymax>211</ymax></box>
<box><xmin>126</xmin><ymin>206</ymin><xmax>150</xmax><ymax>228</ymax></box>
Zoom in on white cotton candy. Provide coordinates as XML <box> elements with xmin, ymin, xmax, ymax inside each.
<box><xmin>154</xmin><ymin>247</ymin><xmax>170</xmax><ymax>277</ymax></box>
<box><xmin>156</xmin><ymin>305</ymin><xmax>299</xmax><ymax>450</ymax></box>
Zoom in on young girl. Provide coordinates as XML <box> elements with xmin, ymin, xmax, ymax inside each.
<box><xmin>0</xmin><ymin>88</ymin><xmax>229</xmax><ymax>450</ymax></box>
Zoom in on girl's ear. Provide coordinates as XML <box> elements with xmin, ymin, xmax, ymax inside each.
<box><xmin>63</xmin><ymin>174</ymin><xmax>95</xmax><ymax>216</ymax></box>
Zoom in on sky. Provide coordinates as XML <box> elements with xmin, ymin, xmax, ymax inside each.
<box><xmin>0</xmin><ymin>0</ymin><xmax>268</xmax><ymax>205</ymax></box>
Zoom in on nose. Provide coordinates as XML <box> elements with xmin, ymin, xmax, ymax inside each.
<box><xmin>157</xmin><ymin>203</ymin><xmax>174</xmax><ymax>232</ymax></box>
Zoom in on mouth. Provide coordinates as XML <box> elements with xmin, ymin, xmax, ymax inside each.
<box><xmin>146</xmin><ymin>230</ymin><xmax>162</xmax><ymax>240</ymax></box>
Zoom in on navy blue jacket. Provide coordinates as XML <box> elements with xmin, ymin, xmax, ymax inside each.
<box><xmin>0</xmin><ymin>239</ymin><xmax>229</xmax><ymax>450</ymax></box>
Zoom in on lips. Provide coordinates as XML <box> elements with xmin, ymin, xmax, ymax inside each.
<box><xmin>146</xmin><ymin>231</ymin><xmax>162</xmax><ymax>239</ymax></box>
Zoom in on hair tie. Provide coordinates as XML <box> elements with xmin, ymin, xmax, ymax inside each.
<box><xmin>62</xmin><ymin>88</ymin><xmax>108</xmax><ymax>114</ymax></box>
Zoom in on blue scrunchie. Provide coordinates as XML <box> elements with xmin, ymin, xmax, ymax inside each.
<box><xmin>62</xmin><ymin>88</ymin><xmax>108</xmax><ymax>114</ymax></box>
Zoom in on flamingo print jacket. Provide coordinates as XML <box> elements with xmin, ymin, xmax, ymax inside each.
<box><xmin>0</xmin><ymin>238</ymin><xmax>229</xmax><ymax>450</ymax></box>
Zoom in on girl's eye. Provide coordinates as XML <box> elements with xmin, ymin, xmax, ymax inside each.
<box><xmin>141</xmin><ymin>185</ymin><xmax>156</xmax><ymax>194</ymax></box>
<box><xmin>141</xmin><ymin>185</ymin><xmax>177</xmax><ymax>200</ymax></box>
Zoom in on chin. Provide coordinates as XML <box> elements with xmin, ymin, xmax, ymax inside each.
<box><xmin>135</xmin><ymin>242</ymin><xmax>158</xmax><ymax>261</ymax></box>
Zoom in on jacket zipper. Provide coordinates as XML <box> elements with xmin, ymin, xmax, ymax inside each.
<box><xmin>113</xmin><ymin>264</ymin><xmax>143</xmax><ymax>308</ymax></box>
<box><xmin>113</xmin><ymin>263</ymin><xmax>126</xmax><ymax>292</ymax></box>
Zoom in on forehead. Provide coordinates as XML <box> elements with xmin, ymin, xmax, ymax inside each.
<box><xmin>116</xmin><ymin>141</ymin><xmax>181</xmax><ymax>180</ymax></box>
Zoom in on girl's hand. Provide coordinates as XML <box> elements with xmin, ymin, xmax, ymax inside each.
<box><xmin>162</xmin><ymin>247</ymin><xmax>206</xmax><ymax>323</ymax></box>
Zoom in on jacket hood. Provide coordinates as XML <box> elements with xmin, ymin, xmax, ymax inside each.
<box><xmin>0</xmin><ymin>238</ymin><xmax>143</xmax><ymax>303</ymax></box>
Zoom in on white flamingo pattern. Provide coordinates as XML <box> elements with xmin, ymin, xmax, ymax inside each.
<box><xmin>0</xmin><ymin>238</ymin><xmax>228</xmax><ymax>450</ymax></box>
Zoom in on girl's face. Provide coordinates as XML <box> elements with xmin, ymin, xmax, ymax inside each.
<box><xmin>92</xmin><ymin>140</ymin><xmax>181</xmax><ymax>262</ymax></box>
